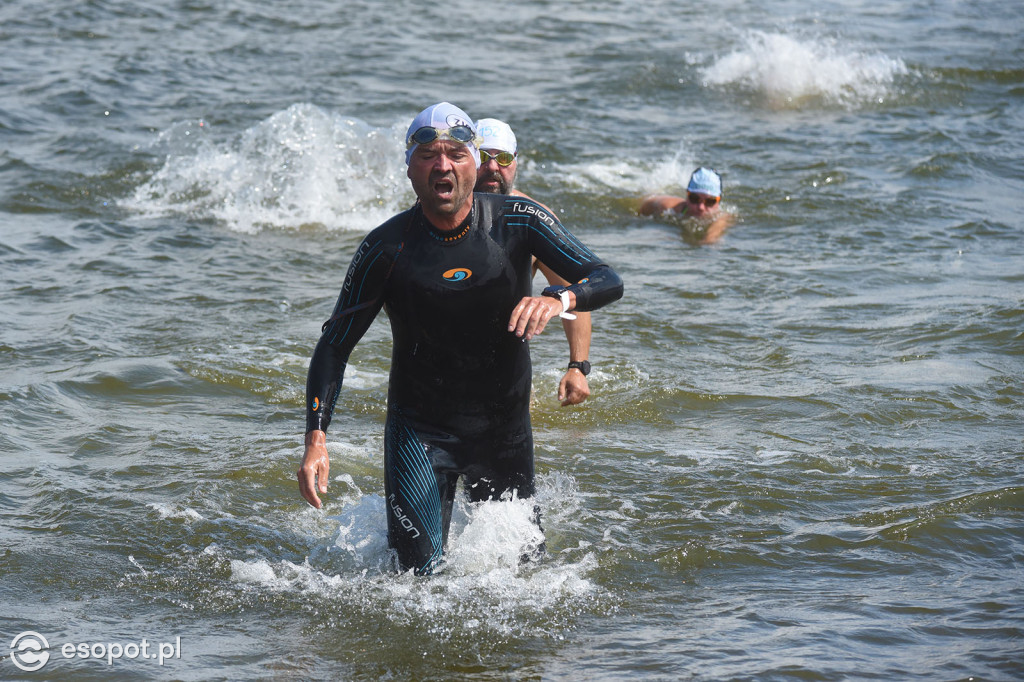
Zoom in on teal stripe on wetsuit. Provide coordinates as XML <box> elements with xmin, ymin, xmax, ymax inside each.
<box><xmin>502</xmin><ymin>196</ymin><xmax>600</xmax><ymax>263</ymax></box>
<box><xmin>387</xmin><ymin>413</ymin><xmax>444</xmax><ymax>574</ymax></box>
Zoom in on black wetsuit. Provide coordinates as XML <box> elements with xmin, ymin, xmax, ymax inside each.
<box><xmin>306</xmin><ymin>193</ymin><xmax>623</xmax><ymax>574</ymax></box>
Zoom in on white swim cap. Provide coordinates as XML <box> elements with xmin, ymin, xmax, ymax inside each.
<box><xmin>404</xmin><ymin>102</ymin><xmax>480</xmax><ymax>167</ymax></box>
<box><xmin>475</xmin><ymin>118</ymin><xmax>518</xmax><ymax>155</ymax></box>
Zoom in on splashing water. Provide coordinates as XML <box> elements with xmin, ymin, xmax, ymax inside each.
<box><xmin>526</xmin><ymin>145</ymin><xmax>697</xmax><ymax>198</ymax></box>
<box><xmin>122</xmin><ymin>103</ymin><xmax>412</xmax><ymax>232</ymax></box>
<box><xmin>702</xmin><ymin>31</ymin><xmax>908</xmax><ymax>108</ymax></box>
<box><xmin>226</xmin><ymin>478</ymin><xmax>606</xmax><ymax>640</ymax></box>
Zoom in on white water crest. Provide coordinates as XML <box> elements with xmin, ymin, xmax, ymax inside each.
<box><xmin>528</xmin><ymin>145</ymin><xmax>698</xmax><ymax>197</ymax></box>
<box><xmin>123</xmin><ymin>103</ymin><xmax>412</xmax><ymax>232</ymax></box>
<box><xmin>227</xmin><ymin>476</ymin><xmax>604</xmax><ymax>638</ymax></box>
<box><xmin>702</xmin><ymin>31</ymin><xmax>908</xmax><ymax>108</ymax></box>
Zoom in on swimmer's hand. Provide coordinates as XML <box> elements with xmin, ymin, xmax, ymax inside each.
<box><xmin>298</xmin><ymin>429</ymin><xmax>330</xmax><ymax>509</ymax></box>
<box><xmin>559</xmin><ymin>370</ymin><xmax>590</xmax><ymax>406</ymax></box>
<box><xmin>509</xmin><ymin>294</ymin><xmax>573</xmax><ymax>341</ymax></box>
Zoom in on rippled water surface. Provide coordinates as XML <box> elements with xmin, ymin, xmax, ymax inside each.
<box><xmin>2</xmin><ymin>0</ymin><xmax>1022</xmax><ymax>679</ymax></box>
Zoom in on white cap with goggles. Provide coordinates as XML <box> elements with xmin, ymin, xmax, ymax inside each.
<box><xmin>404</xmin><ymin>102</ymin><xmax>481</xmax><ymax>167</ymax></box>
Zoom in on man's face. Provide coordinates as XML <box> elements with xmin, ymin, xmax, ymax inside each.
<box><xmin>685</xmin><ymin>192</ymin><xmax>721</xmax><ymax>219</ymax></box>
<box><xmin>407</xmin><ymin>139</ymin><xmax>478</xmax><ymax>218</ymax></box>
<box><xmin>474</xmin><ymin>148</ymin><xmax>518</xmax><ymax>195</ymax></box>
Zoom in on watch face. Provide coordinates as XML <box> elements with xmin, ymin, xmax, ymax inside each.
<box><xmin>542</xmin><ymin>285</ymin><xmax>567</xmax><ymax>298</ymax></box>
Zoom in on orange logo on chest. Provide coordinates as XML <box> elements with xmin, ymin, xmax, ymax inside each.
<box><xmin>442</xmin><ymin>268</ymin><xmax>472</xmax><ymax>282</ymax></box>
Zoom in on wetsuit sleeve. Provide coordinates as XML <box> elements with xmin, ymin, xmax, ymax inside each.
<box><xmin>305</xmin><ymin>234</ymin><xmax>392</xmax><ymax>434</ymax></box>
<box><xmin>510</xmin><ymin>199</ymin><xmax>624</xmax><ymax>311</ymax></box>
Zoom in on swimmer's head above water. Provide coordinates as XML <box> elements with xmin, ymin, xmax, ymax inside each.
<box><xmin>474</xmin><ymin>117</ymin><xmax>519</xmax><ymax>194</ymax></box>
<box><xmin>684</xmin><ymin>167</ymin><xmax>723</xmax><ymax>219</ymax></box>
<box><xmin>404</xmin><ymin>101</ymin><xmax>481</xmax><ymax>167</ymax></box>
<box><xmin>405</xmin><ymin>102</ymin><xmax>482</xmax><ymax>226</ymax></box>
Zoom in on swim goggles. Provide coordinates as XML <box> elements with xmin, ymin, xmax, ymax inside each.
<box><xmin>406</xmin><ymin>125</ymin><xmax>480</xmax><ymax>149</ymax></box>
<box><xmin>480</xmin><ymin>150</ymin><xmax>516</xmax><ymax>167</ymax></box>
<box><xmin>687</xmin><ymin>193</ymin><xmax>720</xmax><ymax>208</ymax></box>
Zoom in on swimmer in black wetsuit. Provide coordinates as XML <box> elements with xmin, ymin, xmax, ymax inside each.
<box><xmin>297</xmin><ymin>103</ymin><xmax>623</xmax><ymax>575</ymax></box>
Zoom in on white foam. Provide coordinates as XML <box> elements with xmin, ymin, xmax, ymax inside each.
<box><xmin>224</xmin><ymin>474</ymin><xmax>603</xmax><ymax>637</ymax></box>
<box><xmin>148</xmin><ymin>502</ymin><xmax>203</xmax><ymax>521</ymax></box>
<box><xmin>335</xmin><ymin>365</ymin><xmax>388</xmax><ymax>391</ymax></box>
<box><xmin>444</xmin><ymin>495</ymin><xmax>546</xmax><ymax>574</ymax></box>
<box><xmin>229</xmin><ymin>558</ymin><xmax>281</xmax><ymax>585</ymax></box>
<box><xmin>702</xmin><ymin>31</ymin><xmax>908</xmax><ymax>108</ymax></box>
<box><xmin>122</xmin><ymin>103</ymin><xmax>413</xmax><ymax>232</ymax></box>
<box><xmin>536</xmin><ymin>147</ymin><xmax>696</xmax><ymax>196</ymax></box>
<box><xmin>322</xmin><ymin>494</ymin><xmax>393</xmax><ymax>571</ymax></box>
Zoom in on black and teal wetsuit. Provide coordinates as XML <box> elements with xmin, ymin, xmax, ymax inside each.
<box><xmin>306</xmin><ymin>193</ymin><xmax>623</xmax><ymax>574</ymax></box>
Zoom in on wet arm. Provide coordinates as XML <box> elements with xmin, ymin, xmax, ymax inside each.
<box><xmin>508</xmin><ymin>199</ymin><xmax>622</xmax><ymax>341</ymax></box>
<box><xmin>639</xmin><ymin>195</ymin><xmax>686</xmax><ymax>216</ymax></box>
<box><xmin>536</xmin><ymin>260</ymin><xmax>592</xmax><ymax>405</ymax></box>
<box><xmin>299</xmin><ymin>237</ymin><xmax>390</xmax><ymax>507</ymax></box>
<box><xmin>696</xmin><ymin>212</ymin><xmax>735</xmax><ymax>245</ymax></box>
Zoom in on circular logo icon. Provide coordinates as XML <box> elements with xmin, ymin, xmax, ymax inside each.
<box><xmin>442</xmin><ymin>268</ymin><xmax>472</xmax><ymax>282</ymax></box>
<box><xmin>10</xmin><ymin>631</ymin><xmax>50</xmax><ymax>672</ymax></box>
<box><xmin>445</xmin><ymin>113</ymin><xmax>469</xmax><ymax>128</ymax></box>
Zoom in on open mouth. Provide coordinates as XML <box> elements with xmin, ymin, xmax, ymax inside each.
<box><xmin>433</xmin><ymin>176</ymin><xmax>455</xmax><ymax>199</ymax></box>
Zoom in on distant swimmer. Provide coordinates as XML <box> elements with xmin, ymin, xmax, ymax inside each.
<box><xmin>297</xmin><ymin>102</ymin><xmax>623</xmax><ymax>576</ymax></box>
<box><xmin>475</xmin><ymin>117</ymin><xmax>594</xmax><ymax>406</ymax></box>
<box><xmin>640</xmin><ymin>167</ymin><xmax>734</xmax><ymax>245</ymax></box>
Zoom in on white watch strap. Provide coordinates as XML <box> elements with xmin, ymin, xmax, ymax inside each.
<box><xmin>558</xmin><ymin>290</ymin><xmax>577</xmax><ymax>320</ymax></box>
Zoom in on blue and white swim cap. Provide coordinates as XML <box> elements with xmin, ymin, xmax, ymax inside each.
<box><xmin>687</xmin><ymin>167</ymin><xmax>722</xmax><ymax>197</ymax></box>
<box><xmin>475</xmin><ymin>118</ymin><xmax>517</xmax><ymax>154</ymax></box>
<box><xmin>404</xmin><ymin>102</ymin><xmax>480</xmax><ymax>167</ymax></box>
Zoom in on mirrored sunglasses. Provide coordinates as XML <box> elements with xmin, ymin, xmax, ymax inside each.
<box><xmin>480</xmin><ymin>150</ymin><xmax>516</xmax><ymax>167</ymax></box>
<box><xmin>687</xmin><ymin>193</ymin><xmax>720</xmax><ymax>208</ymax></box>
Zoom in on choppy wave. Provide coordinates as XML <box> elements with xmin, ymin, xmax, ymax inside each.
<box><xmin>121</xmin><ymin>104</ymin><xmax>412</xmax><ymax>233</ymax></box>
<box><xmin>702</xmin><ymin>31</ymin><xmax>908</xmax><ymax>108</ymax></box>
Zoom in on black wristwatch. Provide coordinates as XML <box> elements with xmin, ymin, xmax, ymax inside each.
<box><xmin>568</xmin><ymin>360</ymin><xmax>591</xmax><ymax>376</ymax></box>
<box><xmin>541</xmin><ymin>285</ymin><xmax>570</xmax><ymax>310</ymax></box>
<box><xmin>541</xmin><ymin>285</ymin><xmax>568</xmax><ymax>298</ymax></box>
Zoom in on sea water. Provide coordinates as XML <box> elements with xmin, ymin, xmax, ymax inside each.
<box><xmin>1</xmin><ymin>0</ymin><xmax>1021</xmax><ymax>679</ymax></box>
